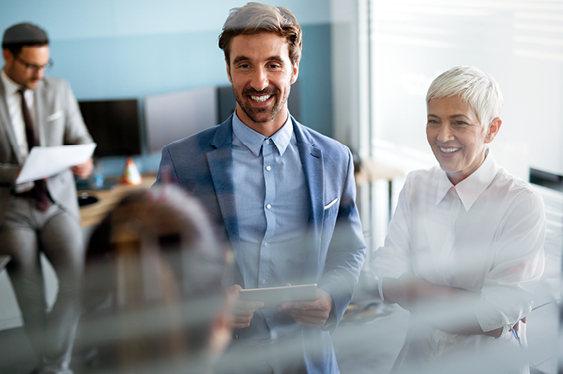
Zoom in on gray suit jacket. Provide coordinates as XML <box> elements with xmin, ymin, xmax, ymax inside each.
<box><xmin>0</xmin><ymin>75</ymin><xmax>93</xmax><ymax>223</ymax></box>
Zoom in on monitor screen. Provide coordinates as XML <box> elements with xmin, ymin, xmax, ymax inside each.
<box><xmin>145</xmin><ymin>86</ymin><xmax>217</xmax><ymax>155</ymax></box>
<box><xmin>78</xmin><ymin>99</ymin><xmax>141</xmax><ymax>157</ymax></box>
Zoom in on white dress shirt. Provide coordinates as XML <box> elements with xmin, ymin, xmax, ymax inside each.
<box><xmin>2</xmin><ymin>69</ymin><xmax>37</xmax><ymax>192</ymax></box>
<box><xmin>373</xmin><ymin>150</ymin><xmax>545</xmax><ymax>372</ymax></box>
<box><xmin>1</xmin><ymin>69</ymin><xmax>36</xmax><ymax>159</ymax></box>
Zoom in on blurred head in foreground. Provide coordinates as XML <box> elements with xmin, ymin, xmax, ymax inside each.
<box><xmin>83</xmin><ymin>186</ymin><xmax>232</xmax><ymax>373</ymax></box>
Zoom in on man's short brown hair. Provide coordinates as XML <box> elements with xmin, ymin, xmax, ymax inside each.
<box><xmin>218</xmin><ymin>2</ymin><xmax>302</xmax><ymax>66</ymax></box>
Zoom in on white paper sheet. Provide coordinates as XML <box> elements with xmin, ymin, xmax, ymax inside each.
<box><xmin>16</xmin><ymin>144</ymin><xmax>97</xmax><ymax>184</ymax></box>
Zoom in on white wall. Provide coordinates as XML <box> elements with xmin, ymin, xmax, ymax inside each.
<box><xmin>368</xmin><ymin>0</ymin><xmax>563</xmax><ymax>180</ymax></box>
<box><xmin>330</xmin><ymin>0</ymin><xmax>363</xmax><ymax>151</ymax></box>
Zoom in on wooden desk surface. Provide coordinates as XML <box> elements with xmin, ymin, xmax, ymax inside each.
<box><xmin>79</xmin><ymin>160</ymin><xmax>401</xmax><ymax>227</ymax></box>
<box><xmin>79</xmin><ymin>174</ymin><xmax>157</xmax><ymax>228</ymax></box>
<box><xmin>355</xmin><ymin>158</ymin><xmax>405</xmax><ymax>185</ymax></box>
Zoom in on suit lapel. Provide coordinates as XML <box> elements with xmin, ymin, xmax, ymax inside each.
<box><xmin>206</xmin><ymin>118</ymin><xmax>241</xmax><ymax>251</ymax></box>
<box><xmin>0</xmin><ymin>78</ymin><xmax>24</xmax><ymax>164</ymax></box>
<box><xmin>293</xmin><ymin>119</ymin><xmax>324</xmax><ymax>243</ymax></box>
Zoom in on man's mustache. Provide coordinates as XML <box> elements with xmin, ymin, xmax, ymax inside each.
<box><xmin>242</xmin><ymin>87</ymin><xmax>278</xmax><ymax>96</ymax></box>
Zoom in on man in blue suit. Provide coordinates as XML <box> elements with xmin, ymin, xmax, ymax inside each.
<box><xmin>155</xmin><ymin>3</ymin><xmax>366</xmax><ymax>373</ymax></box>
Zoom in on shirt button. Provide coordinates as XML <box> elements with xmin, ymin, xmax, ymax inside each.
<box><xmin>266</xmin><ymin>166</ymin><xmax>271</xmax><ymax>171</ymax></box>
<box><xmin>263</xmin><ymin>242</ymin><xmax>268</xmax><ymax>247</ymax></box>
<box><xmin>266</xmin><ymin>204</ymin><xmax>272</xmax><ymax>209</ymax></box>
<box><xmin>265</xmin><ymin>139</ymin><xmax>270</xmax><ymax>145</ymax></box>
<box><xmin>261</xmin><ymin>279</ymin><xmax>266</xmax><ymax>285</ymax></box>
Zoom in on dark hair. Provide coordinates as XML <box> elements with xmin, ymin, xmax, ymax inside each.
<box><xmin>83</xmin><ymin>186</ymin><xmax>232</xmax><ymax>368</ymax></box>
<box><xmin>218</xmin><ymin>2</ymin><xmax>302</xmax><ymax>66</ymax></box>
<box><xmin>2</xmin><ymin>22</ymin><xmax>49</xmax><ymax>57</ymax></box>
<box><xmin>3</xmin><ymin>42</ymin><xmax>48</xmax><ymax>59</ymax></box>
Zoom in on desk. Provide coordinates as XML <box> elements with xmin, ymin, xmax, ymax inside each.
<box><xmin>354</xmin><ymin>158</ymin><xmax>404</xmax><ymax>186</ymax></box>
<box><xmin>355</xmin><ymin>158</ymin><xmax>404</xmax><ymax>219</ymax></box>
<box><xmin>79</xmin><ymin>174</ymin><xmax>157</xmax><ymax>228</ymax></box>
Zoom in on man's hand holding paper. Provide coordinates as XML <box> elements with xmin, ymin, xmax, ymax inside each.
<box><xmin>16</xmin><ymin>144</ymin><xmax>96</xmax><ymax>183</ymax></box>
<box><xmin>70</xmin><ymin>158</ymin><xmax>94</xmax><ymax>179</ymax></box>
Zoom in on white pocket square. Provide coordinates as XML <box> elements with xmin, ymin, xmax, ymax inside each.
<box><xmin>47</xmin><ymin>110</ymin><xmax>63</xmax><ymax>121</ymax></box>
<box><xmin>324</xmin><ymin>198</ymin><xmax>338</xmax><ymax>210</ymax></box>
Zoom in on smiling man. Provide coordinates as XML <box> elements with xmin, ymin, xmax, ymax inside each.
<box><xmin>155</xmin><ymin>3</ymin><xmax>366</xmax><ymax>373</ymax></box>
<box><xmin>0</xmin><ymin>23</ymin><xmax>94</xmax><ymax>374</ymax></box>
<box><xmin>226</xmin><ymin>31</ymin><xmax>297</xmax><ymax>137</ymax></box>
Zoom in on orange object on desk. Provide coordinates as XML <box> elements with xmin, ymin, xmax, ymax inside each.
<box><xmin>122</xmin><ymin>157</ymin><xmax>142</xmax><ymax>185</ymax></box>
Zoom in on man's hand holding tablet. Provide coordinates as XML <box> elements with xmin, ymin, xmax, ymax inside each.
<box><xmin>227</xmin><ymin>284</ymin><xmax>333</xmax><ymax>329</ymax></box>
<box><xmin>278</xmin><ymin>287</ymin><xmax>333</xmax><ymax>329</ymax></box>
<box><xmin>226</xmin><ymin>284</ymin><xmax>264</xmax><ymax>329</ymax></box>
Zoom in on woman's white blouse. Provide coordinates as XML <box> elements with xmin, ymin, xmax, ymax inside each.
<box><xmin>373</xmin><ymin>151</ymin><xmax>546</xmax><ymax>334</ymax></box>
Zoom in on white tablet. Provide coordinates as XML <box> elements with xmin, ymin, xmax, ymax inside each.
<box><xmin>238</xmin><ymin>284</ymin><xmax>318</xmax><ymax>309</ymax></box>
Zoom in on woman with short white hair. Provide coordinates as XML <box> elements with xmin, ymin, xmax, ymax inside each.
<box><xmin>373</xmin><ymin>65</ymin><xmax>545</xmax><ymax>374</ymax></box>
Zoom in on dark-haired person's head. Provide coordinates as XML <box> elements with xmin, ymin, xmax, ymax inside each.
<box><xmin>83</xmin><ymin>186</ymin><xmax>232</xmax><ymax>373</ymax></box>
<box><xmin>2</xmin><ymin>22</ymin><xmax>51</xmax><ymax>90</ymax></box>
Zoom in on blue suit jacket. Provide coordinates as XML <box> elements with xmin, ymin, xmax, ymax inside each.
<box><xmin>156</xmin><ymin>115</ymin><xmax>366</xmax><ymax>373</ymax></box>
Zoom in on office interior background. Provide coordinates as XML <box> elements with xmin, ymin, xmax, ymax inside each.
<box><xmin>0</xmin><ymin>0</ymin><xmax>562</xmax><ymax>373</ymax></box>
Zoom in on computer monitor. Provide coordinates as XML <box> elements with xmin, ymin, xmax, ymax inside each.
<box><xmin>78</xmin><ymin>99</ymin><xmax>141</xmax><ymax>157</ymax></box>
<box><xmin>145</xmin><ymin>86</ymin><xmax>218</xmax><ymax>155</ymax></box>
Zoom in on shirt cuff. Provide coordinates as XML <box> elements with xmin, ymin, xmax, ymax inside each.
<box><xmin>321</xmin><ymin>308</ymin><xmax>337</xmax><ymax>332</ymax></box>
<box><xmin>377</xmin><ymin>272</ymin><xmax>407</xmax><ymax>302</ymax></box>
<box><xmin>497</xmin><ymin>324</ymin><xmax>510</xmax><ymax>339</ymax></box>
<box><xmin>14</xmin><ymin>181</ymin><xmax>34</xmax><ymax>193</ymax></box>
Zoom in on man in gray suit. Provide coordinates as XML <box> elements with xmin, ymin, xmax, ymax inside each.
<box><xmin>0</xmin><ymin>23</ymin><xmax>93</xmax><ymax>374</ymax></box>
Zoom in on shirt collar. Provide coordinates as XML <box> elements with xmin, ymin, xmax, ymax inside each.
<box><xmin>435</xmin><ymin>166</ymin><xmax>454</xmax><ymax>206</ymax></box>
<box><xmin>232</xmin><ymin>111</ymin><xmax>293</xmax><ymax>157</ymax></box>
<box><xmin>435</xmin><ymin>148</ymin><xmax>499</xmax><ymax>211</ymax></box>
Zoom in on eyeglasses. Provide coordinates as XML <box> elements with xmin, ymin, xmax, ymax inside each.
<box><xmin>15</xmin><ymin>56</ymin><xmax>53</xmax><ymax>73</ymax></box>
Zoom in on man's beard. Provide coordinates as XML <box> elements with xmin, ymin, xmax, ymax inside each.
<box><xmin>233</xmin><ymin>86</ymin><xmax>289</xmax><ymax>124</ymax></box>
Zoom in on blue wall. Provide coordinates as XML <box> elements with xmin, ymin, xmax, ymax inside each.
<box><xmin>0</xmin><ymin>0</ymin><xmax>333</xmax><ymax>175</ymax></box>
<box><xmin>0</xmin><ymin>0</ymin><xmax>331</xmax><ymax>39</ymax></box>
